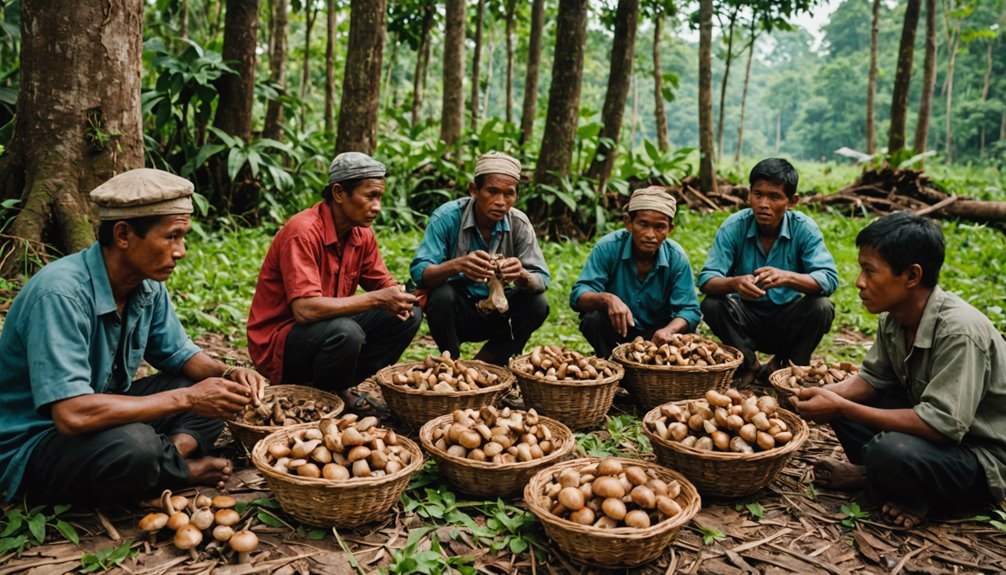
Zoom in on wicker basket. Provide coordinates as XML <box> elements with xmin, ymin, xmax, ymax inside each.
<box><xmin>251</xmin><ymin>424</ymin><xmax>424</xmax><ymax>528</ymax></box>
<box><xmin>642</xmin><ymin>402</ymin><xmax>808</xmax><ymax>498</ymax></box>
<box><xmin>611</xmin><ymin>342</ymin><xmax>743</xmax><ymax>409</ymax></box>
<box><xmin>768</xmin><ymin>368</ymin><xmax>800</xmax><ymax>409</ymax></box>
<box><xmin>418</xmin><ymin>412</ymin><xmax>575</xmax><ymax>498</ymax></box>
<box><xmin>227</xmin><ymin>385</ymin><xmax>344</xmax><ymax>450</ymax></box>
<box><xmin>524</xmin><ymin>457</ymin><xmax>701</xmax><ymax>569</ymax></box>
<box><xmin>373</xmin><ymin>360</ymin><xmax>513</xmax><ymax>428</ymax></box>
<box><xmin>508</xmin><ymin>355</ymin><xmax>624</xmax><ymax>430</ymax></box>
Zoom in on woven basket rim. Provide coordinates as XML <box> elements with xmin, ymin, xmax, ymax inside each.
<box><xmin>373</xmin><ymin>359</ymin><xmax>513</xmax><ymax>397</ymax></box>
<box><xmin>642</xmin><ymin>401</ymin><xmax>809</xmax><ymax>463</ymax></box>
<box><xmin>611</xmin><ymin>342</ymin><xmax>743</xmax><ymax>373</ymax></box>
<box><xmin>418</xmin><ymin>412</ymin><xmax>575</xmax><ymax>472</ymax></box>
<box><xmin>227</xmin><ymin>384</ymin><xmax>345</xmax><ymax>434</ymax></box>
<box><xmin>523</xmin><ymin>456</ymin><xmax>701</xmax><ymax>537</ymax></box>
<box><xmin>251</xmin><ymin>422</ymin><xmax>424</xmax><ymax>488</ymax></box>
<box><xmin>508</xmin><ymin>355</ymin><xmax>625</xmax><ymax>388</ymax></box>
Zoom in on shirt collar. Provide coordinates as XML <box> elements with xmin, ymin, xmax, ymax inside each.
<box><xmin>914</xmin><ymin>286</ymin><xmax>946</xmax><ymax>349</ymax></box>
<box><xmin>461</xmin><ymin>199</ymin><xmax>510</xmax><ymax>234</ymax></box>
<box><xmin>318</xmin><ymin>200</ymin><xmax>361</xmax><ymax>250</ymax></box>
<box><xmin>744</xmin><ymin>209</ymin><xmax>793</xmax><ymax>240</ymax></box>
<box><xmin>620</xmin><ymin>232</ymin><xmax>670</xmax><ymax>268</ymax></box>
<box><xmin>83</xmin><ymin>242</ymin><xmax>154</xmax><ymax>316</ymax></box>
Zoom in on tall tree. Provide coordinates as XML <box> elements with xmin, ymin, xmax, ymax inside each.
<box><xmin>734</xmin><ymin>19</ymin><xmax>757</xmax><ymax>166</ymax></box>
<box><xmin>215</xmin><ymin>0</ymin><xmax>260</xmax><ymax>141</ymax></box>
<box><xmin>940</xmin><ymin>0</ymin><xmax>971</xmax><ymax>163</ymax></box>
<box><xmin>324</xmin><ymin>0</ymin><xmax>337</xmax><ymax>133</ymax></box>
<box><xmin>299</xmin><ymin>4</ymin><xmax>318</xmax><ymax>127</ymax></box>
<box><xmin>866</xmin><ymin>0</ymin><xmax>880</xmax><ymax>154</ymax></box>
<box><xmin>470</xmin><ymin>0</ymin><xmax>485</xmax><ymax>131</ymax></box>
<box><xmin>504</xmin><ymin>0</ymin><xmax>517</xmax><ymax>125</ymax></box>
<box><xmin>263</xmin><ymin>0</ymin><xmax>289</xmax><ymax>141</ymax></box>
<box><xmin>336</xmin><ymin>0</ymin><xmax>386</xmax><ymax>154</ymax></box>
<box><xmin>587</xmin><ymin>0</ymin><xmax>640</xmax><ymax>194</ymax></box>
<box><xmin>441</xmin><ymin>0</ymin><xmax>466</xmax><ymax>147</ymax></box>
<box><xmin>411</xmin><ymin>3</ymin><xmax>435</xmax><ymax>126</ymax></box>
<box><xmin>888</xmin><ymin>0</ymin><xmax>921</xmax><ymax>154</ymax></box>
<box><xmin>519</xmin><ymin>0</ymin><xmax>546</xmax><ymax>145</ymax></box>
<box><xmin>714</xmin><ymin>3</ymin><xmax>741</xmax><ymax>161</ymax></box>
<box><xmin>914</xmin><ymin>0</ymin><xmax>937</xmax><ymax>157</ymax></box>
<box><xmin>652</xmin><ymin>8</ymin><xmax>669</xmax><ymax>152</ymax></box>
<box><xmin>699</xmin><ymin>0</ymin><xmax>718</xmax><ymax>194</ymax></box>
<box><xmin>0</xmin><ymin>0</ymin><xmax>144</xmax><ymax>273</ymax></box>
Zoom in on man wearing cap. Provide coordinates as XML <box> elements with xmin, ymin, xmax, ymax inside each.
<box><xmin>247</xmin><ymin>152</ymin><xmax>421</xmax><ymax>415</ymax></box>
<box><xmin>0</xmin><ymin>168</ymin><xmax>267</xmax><ymax>506</ymax></box>
<box><xmin>410</xmin><ymin>151</ymin><xmax>550</xmax><ymax>365</ymax></box>
<box><xmin>570</xmin><ymin>187</ymin><xmax>701</xmax><ymax>358</ymax></box>
<box><xmin>698</xmin><ymin>158</ymin><xmax>839</xmax><ymax>386</ymax></box>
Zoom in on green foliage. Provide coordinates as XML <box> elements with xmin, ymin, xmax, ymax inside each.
<box><xmin>701</xmin><ymin>527</ymin><xmax>727</xmax><ymax>546</ymax></box>
<box><xmin>381</xmin><ymin>527</ymin><xmax>476</xmax><ymax>575</ymax></box>
<box><xmin>477</xmin><ymin>500</ymin><xmax>539</xmax><ymax>555</ymax></box>
<box><xmin>80</xmin><ymin>540</ymin><xmax>138</xmax><ymax>573</ymax></box>
<box><xmin>975</xmin><ymin>509</ymin><xmax>1006</xmax><ymax>532</ymax></box>
<box><xmin>0</xmin><ymin>503</ymin><xmax>78</xmax><ymax>556</ymax></box>
<box><xmin>840</xmin><ymin>502</ymin><xmax>870</xmax><ymax>530</ymax></box>
<box><xmin>735</xmin><ymin>501</ymin><xmax>766</xmax><ymax>521</ymax></box>
<box><xmin>805</xmin><ymin>482</ymin><xmax>818</xmax><ymax>501</ymax></box>
<box><xmin>576</xmin><ymin>414</ymin><xmax>652</xmax><ymax>457</ymax></box>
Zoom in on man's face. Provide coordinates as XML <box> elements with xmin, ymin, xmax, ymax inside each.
<box><xmin>123</xmin><ymin>215</ymin><xmax>191</xmax><ymax>282</ymax></box>
<box><xmin>856</xmin><ymin>246</ymin><xmax>912</xmax><ymax>314</ymax></box>
<box><xmin>470</xmin><ymin>173</ymin><xmax>518</xmax><ymax>223</ymax></box>
<box><xmin>624</xmin><ymin>210</ymin><xmax>673</xmax><ymax>258</ymax></box>
<box><xmin>335</xmin><ymin>179</ymin><xmax>385</xmax><ymax>228</ymax></box>
<box><xmin>749</xmin><ymin>180</ymin><xmax>797</xmax><ymax>229</ymax></box>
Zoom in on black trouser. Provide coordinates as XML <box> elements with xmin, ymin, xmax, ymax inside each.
<box><xmin>579</xmin><ymin>309</ymin><xmax>663</xmax><ymax>359</ymax></box>
<box><xmin>425</xmin><ymin>283</ymin><xmax>549</xmax><ymax>366</ymax></box>
<box><xmin>282</xmin><ymin>306</ymin><xmax>422</xmax><ymax>389</ymax></box>
<box><xmin>700</xmin><ymin>294</ymin><xmax>835</xmax><ymax>370</ymax></box>
<box><xmin>21</xmin><ymin>373</ymin><xmax>224</xmax><ymax>506</ymax></box>
<box><xmin>830</xmin><ymin>394</ymin><xmax>993</xmax><ymax>514</ymax></box>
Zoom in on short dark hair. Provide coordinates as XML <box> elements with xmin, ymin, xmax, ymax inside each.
<box><xmin>321</xmin><ymin>177</ymin><xmax>373</xmax><ymax>202</ymax></box>
<box><xmin>749</xmin><ymin>158</ymin><xmax>799</xmax><ymax>198</ymax></box>
<box><xmin>473</xmin><ymin>174</ymin><xmax>520</xmax><ymax>192</ymax></box>
<box><xmin>856</xmin><ymin>211</ymin><xmax>944</xmax><ymax>288</ymax></box>
<box><xmin>97</xmin><ymin>215</ymin><xmax>165</xmax><ymax>247</ymax></box>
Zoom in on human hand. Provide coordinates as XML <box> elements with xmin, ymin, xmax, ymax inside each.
<box><xmin>606</xmin><ymin>294</ymin><xmax>635</xmax><ymax>338</ymax></box>
<box><xmin>186</xmin><ymin>378</ymin><xmax>253</xmax><ymax>419</ymax></box>
<box><xmin>753</xmin><ymin>266</ymin><xmax>791</xmax><ymax>291</ymax></box>
<box><xmin>225</xmin><ymin>367</ymin><xmax>268</xmax><ymax>406</ymax></box>
<box><xmin>372</xmin><ymin>284</ymin><xmax>419</xmax><ymax>320</ymax></box>
<box><xmin>651</xmin><ymin>326</ymin><xmax>678</xmax><ymax>346</ymax></box>
<box><xmin>498</xmin><ymin>257</ymin><xmax>528</xmax><ymax>284</ymax></box>
<box><xmin>790</xmin><ymin>386</ymin><xmax>847</xmax><ymax>423</ymax></box>
<box><xmin>456</xmin><ymin>250</ymin><xmax>495</xmax><ymax>283</ymax></box>
<box><xmin>732</xmin><ymin>274</ymin><xmax>767</xmax><ymax>300</ymax></box>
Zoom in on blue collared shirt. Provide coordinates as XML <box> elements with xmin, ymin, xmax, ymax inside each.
<box><xmin>410</xmin><ymin>198</ymin><xmax>550</xmax><ymax>300</ymax></box>
<box><xmin>698</xmin><ymin>209</ymin><xmax>839</xmax><ymax>307</ymax></box>
<box><xmin>0</xmin><ymin>243</ymin><xmax>200</xmax><ymax>500</ymax></box>
<box><xmin>570</xmin><ymin>230</ymin><xmax>702</xmax><ymax>331</ymax></box>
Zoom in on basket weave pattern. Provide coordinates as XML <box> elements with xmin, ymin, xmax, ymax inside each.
<box><xmin>508</xmin><ymin>355</ymin><xmax>624</xmax><ymax>429</ymax></box>
<box><xmin>768</xmin><ymin>368</ymin><xmax>800</xmax><ymax>409</ymax></box>
<box><xmin>523</xmin><ymin>457</ymin><xmax>701</xmax><ymax>568</ymax></box>
<box><xmin>611</xmin><ymin>342</ymin><xmax>742</xmax><ymax>409</ymax></box>
<box><xmin>226</xmin><ymin>384</ymin><xmax>344</xmax><ymax>450</ymax></box>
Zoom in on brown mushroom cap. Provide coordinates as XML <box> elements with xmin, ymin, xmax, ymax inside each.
<box><xmin>229</xmin><ymin>530</ymin><xmax>259</xmax><ymax>553</ymax></box>
<box><xmin>212</xmin><ymin>525</ymin><xmax>235</xmax><ymax>542</ymax></box>
<box><xmin>139</xmin><ymin>512</ymin><xmax>169</xmax><ymax>532</ymax></box>
<box><xmin>211</xmin><ymin>495</ymin><xmax>237</xmax><ymax>509</ymax></box>
<box><xmin>214</xmin><ymin>508</ymin><xmax>241</xmax><ymax>527</ymax></box>
<box><xmin>173</xmin><ymin>524</ymin><xmax>203</xmax><ymax>550</ymax></box>
<box><xmin>166</xmin><ymin>511</ymin><xmax>190</xmax><ymax>531</ymax></box>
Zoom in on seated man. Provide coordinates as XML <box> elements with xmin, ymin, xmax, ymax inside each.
<box><xmin>793</xmin><ymin>212</ymin><xmax>1005</xmax><ymax>528</ymax></box>
<box><xmin>247</xmin><ymin>152</ymin><xmax>421</xmax><ymax>415</ymax></box>
<box><xmin>570</xmin><ymin>187</ymin><xmax>701</xmax><ymax>358</ymax></box>
<box><xmin>698</xmin><ymin>158</ymin><xmax>838</xmax><ymax>384</ymax></box>
<box><xmin>410</xmin><ymin>151</ymin><xmax>550</xmax><ymax>365</ymax></box>
<box><xmin>0</xmin><ymin>169</ymin><xmax>266</xmax><ymax>506</ymax></box>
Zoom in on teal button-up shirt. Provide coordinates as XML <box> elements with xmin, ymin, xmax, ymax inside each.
<box><xmin>570</xmin><ymin>230</ymin><xmax>701</xmax><ymax>331</ymax></box>
<box><xmin>698</xmin><ymin>208</ymin><xmax>839</xmax><ymax>307</ymax></box>
<box><xmin>0</xmin><ymin>243</ymin><xmax>200</xmax><ymax>500</ymax></box>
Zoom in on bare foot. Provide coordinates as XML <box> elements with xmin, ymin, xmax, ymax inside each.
<box><xmin>187</xmin><ymin>456</ymin><xmax>233</xmax><ymax>489</ymax></box>
<box><xmin>882</xmin><ymin>500</ymin><xmax>929</xmax><ymax>528</ymax></box>
<box><xmin>813</xmin><ymin>458</ymin><xmax>867</xmax><ymax>490</ymax></box>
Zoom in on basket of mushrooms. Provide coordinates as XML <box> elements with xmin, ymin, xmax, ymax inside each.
<box><xmin>642</xmin><ymin>389</ymin><xmax>809</xmax><ymax>498</ymax></box>
<box><xmin>251</xmin><ymin>415</ymin><xmax>424</xmax><ymax>527</ymax></box>
<box><xmin>523</xmin><ymin>457</ymin><xmax>700</xmax><ymax>569</ymax></box>
<box><xmin>373</xmin><ymin>352</ymin><xmax>513</xmax><ymax>428</ymax></box>
<box><xmin>418</xmin><ymin>406</ymin><xmax>575</xmax><ymax>498</ymax></box>
<box><xmin>769</xmin><ymin>360</ymin><xmax>860</xmax><ymax>408</ymax></box>
<box><xmin>612</xmin><ymin>335</ymin><xmax>743</xmax><ymax>409</ymax></box>
<box><xmin>136</xmin><ymin>490</ymin><xmax>260</xmax><ymax>564</ymax></box>
<box><xmin>508</xmin><ymin>345</ymin><xmax>624</xmax><ymax>429</ymax></box>
<box><xmin>227</xmin><ymin>384</ymin><xmax>344</xmax><ymax>450</ymax></box>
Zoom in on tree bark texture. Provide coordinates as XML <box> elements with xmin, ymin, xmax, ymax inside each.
<box><xmin>263</xmin><ymin>0</ymin><xmax>289</xmax><ymax>141</ymax></box>
<box><xmin>866</xmin><ymin>0</ymin><xmax>880</xmax><ymax>154</ymax></box>
<box><xmin>698</xmin><ymin>0</ymin><xmax>718</xmax><ymax>194</ymax></box>
<box><xmin>505</xmin><ymin>0</ymin><xmax>516</xmax><ymax>125</ymax></box>
<box><xmin>336</xmin><ymin>0</ymin><xmax>385</xmax><ymax>155</ymax></box>
<box><xmin>587</xmin><ymin>0</ymin><xmax>639</xmax><ymax>194</ymax></box>
<box><xmin>214</xmin><ymin>0</ymin><xmax>259</xmax><ymax>141</ymax></box>
<box><xmin>519</xmin><ymin>0</ymin><xmax>545</xmax><ymax>145</ymax></box>
<box><xmin>941</xmin><ymin>0</ymin><xmax>964</xmax><ymax>163</ymax></box>
<box><xmin>411</xmin><ymin>4</ymin><xmax>434</xmax><ymax>126</ymax></box>
<box><xmin>716</xmin><ymin>8</ymin><xmax>738</xmax><ymax>161</ymax></box>
<box><xmin>299</xmin><ymin>6</ymin><xmax>317</xmax><ymax>127</ymax></box>
<box><xmin>653</xmin><ymin>12</ymin><xmax>669</xmax><ymax>152</ymax></box>
<box><xmin>888</xmin><ymin>0</ymin><xmax>921</xmax><ymax>154</ymax></box>
<box><xmin>979</xmin><ymin>40</ymin><xmax>993</xmax><ymax>154</ymax></box>
<box><xmin>325</xmin><ymin>0</ymin><xmax>337</xmax><ymax>133</ymax></box>
<box><xmin>0</xmin><ymin>0</ymin><xmax>143</xmax><ymax>275</ymax></box>
<box><xmin>470</xmin><ymin>0</ymin><xmax>485</xmax><ymax>132</ymax></box>
<box><xmin>440</xmin><ymin>0</ymin><xmax>466</xmax><ymax>147</ymax></box>
<box><xmin>913</xmin><ymin>0</ymin><xmax>937</xmax><ymax>157</ymax></box>
<box><xmin>734</xmin><ymin>31</ymin><xmax>756</xmax><ymax>166</ymax></box>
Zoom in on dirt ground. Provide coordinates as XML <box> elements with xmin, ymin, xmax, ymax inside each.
<box><xmin>2</xmin><ymin>335</ymin><xmax>1005</xmax><ymax>575</ymax></box>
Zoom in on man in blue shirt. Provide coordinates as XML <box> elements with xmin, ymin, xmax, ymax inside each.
<box><xmin>570</xmin><ymin>187</ymin><xmax>701</xmax><ymax>358</ymax></box>
<box><xmin>0</xmin><ymin>169</ymin><xmax>266</xmax><ymax>506</ymax></box>
<box><xmin>410</xmin><ymin>152</ymin><xmax>550</xmax><ymax>365</ymax></box>
<box><xmin>698</xmin><ymin>158</ymin><xmax>838</xmax><ymax>385</ymax></box>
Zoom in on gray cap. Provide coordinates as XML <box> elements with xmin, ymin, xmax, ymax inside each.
<box><xmin>90</xmin><ymin>168</ymin><xmax>194</xmax><ymax>220</ymax></box>
<box><xmin>327</xmin><ymin>152</ymin><xmax>386</xmax><ymax>185</ymax></box>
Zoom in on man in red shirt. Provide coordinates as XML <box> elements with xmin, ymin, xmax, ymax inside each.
<box><xmin>247</xmin><ymin>153</ymin><xmax>420</xmax><ymax>414</ymax></box>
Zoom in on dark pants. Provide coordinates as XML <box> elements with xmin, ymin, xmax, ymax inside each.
<box><xmin>21</xmin><ymin>373</ymin><xmax>223</xmax><ymax>506</ymax></box>
<box><xmin>282</xmin><ymin>307</ymin><xmax>422</xmax><ymax>389</ymax></box>
<box><xmin>579</xmin><ymin>309</ymin><xmax>662</xmax><ymax>359</ymax></box>
<box><xmin>830</xmin><ymin>394</ymin><xmax>993</xmax><ymax>514</ymax></box>
<box><xmin>700</xmin><ymin>294</ymin><xmax>835</xmax><ymax>370</ymax></box>
<box><xmin>425</xmin><ymin>283</ymin><xmax>549</xmax><ymax>365</ymax></box>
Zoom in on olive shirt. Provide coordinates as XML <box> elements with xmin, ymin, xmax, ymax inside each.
<box><xmin>0</xmin><ymin>243</ymin><xmax>200</xmax><ymax>500</ymax></box>
<box><xmin>859</xmin><ymin>286</ymin><xmax>1006</xmax><ymax>502</ymax></box>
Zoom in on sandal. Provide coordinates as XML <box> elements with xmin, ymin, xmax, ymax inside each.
<box><xmin>338</xmin><ymin>387</ymin><xmax>390</xmax><ymax>420</ymax></box>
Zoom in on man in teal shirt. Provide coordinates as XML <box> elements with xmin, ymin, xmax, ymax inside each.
<box><xmin>698</xmin><ymin>158</ymin><xmax>838</xmax><ymax>385</ymax></box>
<box><xmin>0</xmin><ymin>169</ymin><xmax>266</xmax><ymax>505</ymax></box>
<box><xmin>570</xmin><ymin>187</ymin><xmax>701</xmax><ymax>358</ymax></box>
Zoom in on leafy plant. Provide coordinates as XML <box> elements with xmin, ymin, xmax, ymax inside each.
<box><xmin>0</xmin><ymin>503</ymin><xmax>78</xmax><ymax>555</ymax></box>
<box><xmin>972</xmin><ymin>508</ymin><xmax>1006</xmax><ymax>532</ymax></box>
<box><xmin>381</xmin><ymin>526</ymin><xmax>476</xmax><ymax>575</ymax></box>
<box><xmin>735</xmin><ymin>501</ymin><xmax>766</xmax><ymax>521</ymax></box>
<box><xmin>477</xmin><ymin>500</ymin><xmax>539</xmax><ymax>555</ymax></box>
<box><xmin>805</xmin><ymin>482</ymin><xmax>818</xmax><ymax>501</ymax></box>
<box><xmin>700</xmin><ymin>527</ymin><xmax>727</xmax><ymax>546</ymax></box>
<box><xmin>576</xmin><ymin>414</ymin><xmax>652</xmax><ymax>457</ymax></box>
<box><xmin>80</xmin><ymin>540</ymin><xmax>138</xmax><ymax>573</ymax></box>
<box><xmin>840</xmin><ymin>502</ymin><xmax>870</xmax><ymax>529</ymax></box>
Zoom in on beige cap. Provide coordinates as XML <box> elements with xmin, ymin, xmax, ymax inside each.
<box><xmin>90</xmin><ymin>168</ymin><xmax>194</xmax><ymax>220</ymax></box>
<box><xmin>474</xmin><ymin>151</ymin><xmax>521</xmax><ymax>181</ymax></box>
<box><xmin>627</xmin><ymin>186</ymin><xmax>677</xmax><ymax>220</ymax></box>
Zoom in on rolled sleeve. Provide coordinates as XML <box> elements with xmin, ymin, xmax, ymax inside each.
<box><xmin>570</xmin><ymin>243</ymin><xmax>614</xmax><ymax>310</ymax></box>
<box><xmin>799</xmin><ymin>222</ymin><xmax>839</xmax><ymax>296</ymax></box>
<box><xmin>859</xmin><ymin>331</ymin><xmax>901</xmax><ymax>393</ymax></box>
<box><xmin>698</xmin><ymin>226</ymin><xmax>736</xmax><ymax>289</ymax></box>
<box><xmin>513</xmin><ymin>225</ymin><xmax>550</xmax><ymax>292</ymax></box>
<box><xmin>144</xmin><ymin>286</ymin><xmax>200</xmax><ymax>374</ymax></box>
<box><xmin>410</xmin><ymin>210</ymin><xmax>455</xmax><ymax>288</ymax></box>
<box><xmin>668</xmin><ymin>253</ymin><xmax>701</xmax><ymax>330</ymax></box>
<box><xmin>24</xmin><ymin>294</ymin><xmax>95</xmax><ymax>410</ymax></box>
<box><xmin>913</xmin><ymin>334</ymin><xmax>989</xmax><ymax>443</ymax></box>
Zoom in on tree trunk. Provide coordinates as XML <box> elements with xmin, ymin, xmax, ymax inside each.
<box><xmin>470</xmin><ymin>0</ymin><xmax>485</xmax><ymax>132</ymax></box>
<box><xmin>734</xmin><ymin>31</ymin><xmax>756</xmax><ymax>167</ymax></box>
<box><xmin>411</xmin><ymin>4</ymin><xmax>434</xmax><ymax>126</ymax></box>
<box><xmin>913</xmin><ymin>0</ymin><xmax>937</xmax><ymax>158</ymax></box>
<box><xmin>0</xmin><ymin>0</ymin><xmax>143</xmax><ymax>276</ymax></box>
<box><xmin>888</xmin><ymin>0</ymin><xmax>921</xmax><ymax>154</ymax></box>
<box><xmin>587</xmin><ymin>0</ymin><xmax>639</xmax><ymax>195</ymax></box>
<box><xmin>866</xmin><ymin>0</ymin><xmax>880</xmax><ymax>154</ymax></box>
<box><xmin>505</xmin><ymin>0</ymin><xmax>516</xmax><ymax>125</ymax></box>
<box><xmin>383</xmin><ymin>34</ymin><xmax>399</xmax><ymax>109</ymax></box>
<box><xmin>441</xmin><ymin>0</ymin><xmax>465</xmax><ymax>147</ymax></box>
<box><xmin>325</xmin><ymin>0</ymin><xmax>337</xmax><ymax>133</ymax></box>
<box><xmin>653</xmin><ymin>12</ymin><xmax>669</xmax><ymax>152</ymax></box>
<box><xmin>943</xmin><ymin>7</ymin><xmax>961</xmax><ymax>164</ymax></box>
<box><xmin>630</xmin><ymin>72</ymin><xmax>638</xmax><ymax>149</ymax></box>
<box><xmin>181</xmin><ymin>0</ymin><xmax>189</xmax><ymax>39</ymax></box>
<box><xmin>299</xmin><ymin>6</ymin><xmax>317</xmax><ymax>128</ymax></box>
<box><xmin>336</xmin><ymin>0</ymin><xmax>385</xmax><ymax>155</ymax></box>
<box><xmin>209</xmin><ymin>1</ymin><xmax>224</xmax><ymax>45</ymax></box>
<box><xmin>716</xmin><ymin>9</ymin><xmax>738</xmax><ymax>162</ymax></box>
<box><xmin>482</xmin><ymin>37</ymin><xmax>495</xmax><ymax>117</ymax></box>
<box><xmin>263</xmin><ymin>0</ymin><xmax>289</xmax><ymax>141</ymax></box>
<box><xmin>775</xmin><ymin>111</ymin><xmax>782</xmax><ymax>154</ymax></box>
<box><xmin>215</xmin><ymin>0</ymin><xmax>260</xmax><ymax>141</ymax></box>
<box><xmin>519</xmin><ymin>0</ymin><xmax>545</xmax><ymax>145</ymax></box>
<box><xmin>698</xmin><ymin>0</ymin><xmax>718</xmax><ymax>194</ymax></box>
<box><xmin>979</xmin><ymin>40</ymin><xmax>993</xmax><ymax>155</ymax></box>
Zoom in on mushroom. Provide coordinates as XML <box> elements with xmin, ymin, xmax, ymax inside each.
<box><xmin>212</xmin><ymin>495</ymin><xmax>237</xmax><ymax>509</ymax></box>
<box><xmin>174</xmin><ymin>523</ymin><xmax>203</xmax><ymax>558</ymax></box>
<box><xmin>166</xmin><ymin>511</ymin><xmax>190</xmax><ymax>531</ymax></box>
<box><xmin>213</xmin><ymin>524</ymin><xmax>235</xmax><ymax>542</ymax></box>
<box><xmin>229</xmin><ymin>530</ymin><xmax>259</xmax><ymax>564</ymax></box>
<box><xmin>214</xmin><ymin>508</ymin><xmax>241</xmax><ymax>527</ymax></box>
<box><xmin>138</xmin><ymin>512</ymin><xmax>168</xmax><ymax>543</ymax></box>
<box><xmin>190</xmin><ymin>506</ymin><xmax>215</xmax><ymax>530</ymax></box>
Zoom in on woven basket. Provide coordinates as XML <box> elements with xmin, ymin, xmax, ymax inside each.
<box><xmin>524</xmin><ymin>457</ymin><xmax>701</xmax><ymax>569</ymax></box>
<box><xmin>418</xmin><ymin>412</ymin><xmax>575</xmax><ymax>498</ymax></box>
<box><xmin>508</xmin><ymin>355</ymin><xmax>624</xmax><ymax>430</ymax></box>
<box><xmin>373</xmin><ymin>360</ymin><xmax>513</xmax><ymax>428</ymax></box>
<box><xmin>251</xmin><ymin>423</ymin><xmax>424</xmax><ymax>527</ymax></box>
<box><xmin>227</xmin><ymin>385</ymin><xmax>344</xmax><ymax>450</ymax></box>
<box><xmin>642</xmin><ymin>402</ymin><xmax>808</xmax><ymax>498</ymax></box>
<box><xmin>768</xmin><ymin>368</ymin><xmax>800</xmax><ymax>409</ymax></box>
<box><xmin>611</xmin><ymin>342</ymin><xmax>743</xmax><ymax>409</ymax></box>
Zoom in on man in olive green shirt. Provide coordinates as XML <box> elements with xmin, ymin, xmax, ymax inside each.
<box><xmin>793</xmin><ymin>212</ymin><xmax>1006</xmax><ymax>528</ymax></box>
